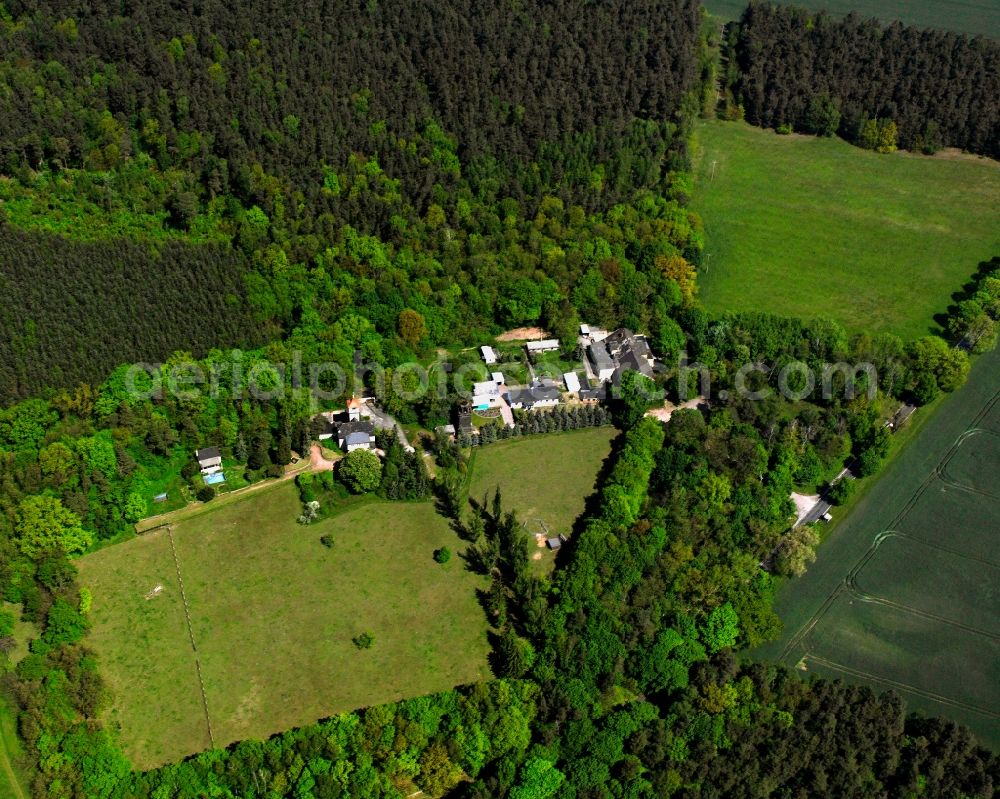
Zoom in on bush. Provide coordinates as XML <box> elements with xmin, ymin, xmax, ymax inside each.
<box><xmin>265</xmin><ymin>464</ymin><xmax>284</xmax><ymax>479</ymax></box>
<box><xmin>434</xmin><ymin>546</ymin><xmax>452</xmax><ymax>564</ymax></box>
<box><xmin>196</xmin><ymin>486</ymin><xmax>216</xmax><ymax>502</ymax></box>
<box><xmin>338</xmin><ymin>449</ymin><xmax>383</xmax><ymax>493</ymax></box>
<box><xmin>320</xmin><ymin>534</ymin><xmax>335</xmax><ymax>548</ymax></box>
<box><xmin>827</xmin><ymin>478</ymin><xmax>855</xmax><ymax>506</ymax></box>
<box><xmin>352</xmin><ymin>632</ymin><xmax>374</xmax><ymax>649</ymax></box>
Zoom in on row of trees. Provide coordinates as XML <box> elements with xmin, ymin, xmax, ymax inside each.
<box><xmin>725</xmin><ymin>1</ymin><xmax>1000</xmax><ymax>157</ymax></box>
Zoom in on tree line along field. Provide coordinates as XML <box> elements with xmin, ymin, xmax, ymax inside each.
<box><xmin>703</xmin><ymin>0</ymin><xmax>1000</xmax><ymax>39</ymax></box>
<box><xmin>76</xmin><ymin>483</ymin><xmax>492</xmax><ymax>769</ymax></box>
<box><xmin>756</xmin><ymin>341</ymin><xmax>1000</xmax><ymax>749</ymax></box>
<box><xmin>691</xmin><ymin>120</ymin><xmax>1000</xmax><ymax>339</ymax></box>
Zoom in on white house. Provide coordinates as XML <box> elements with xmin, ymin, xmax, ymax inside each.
<box><xmin>472</xmin><ymin>380</ymin><xmax>502</xmax><ymax>411</ymax></box>
<box><xmin>525</xmin><ymin>339</ymin><xmax>560</xmax><ymax>355</ymax></box>
<box><xmin>194</xmin><ymin>447</ymin><xmax>223</xmax><ymax>475</ymax></box>
<box><xmin>480</xmin><ymin>345</ymin><xmax>498</xmax><ymax>365</ymax></box>
<box><xmin>491</xmin><ymin>371</ymin><xmax>505</xmax><ymax>385</ymax></box>
<box><xmin>563</xmin><ymin>372</ymin><xmax>581</xmax><ymax>393</ymax></box>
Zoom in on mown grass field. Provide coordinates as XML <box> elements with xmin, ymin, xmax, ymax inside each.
<box><xmin>467</xmin><ymin>427</ymin><xmax>617</xmax><ymax>538</ymax></box>
<box><xmin>704</xmin><ymin>0</ymin><xmax>1000</xmax><ymax>39</ymax></box>
<box><xmin>756</xmin><ymin>342</ymin><xmax>1000</xmax><ymax>748</ymax></box>
<box><xmin>77</xmin><ymin>483</ymin><xmax>491</xmax><ymax>768</ymax></box>
<box><xmin>692</xmin><ymin>120</ymin><xmax>1000</xmax><ymax>339</ymax></box>
<box><xmin>0</xmin><ymin>694</ymin><xmax>27</xmax><ymax>799</ymax></box>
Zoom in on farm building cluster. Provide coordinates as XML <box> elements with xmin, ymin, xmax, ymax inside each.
<box><xmin>452</xmin><ymin>326</ymin><xmax>660</xmax><ymax>437</ymax></box>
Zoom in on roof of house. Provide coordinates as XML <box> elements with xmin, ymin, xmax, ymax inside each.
<box><xmin>481</xmin><ymin>345</ymin><xmax>497</xmax><ymax>363</ymax></box>
<box><xmin>546</xmin><ymin>536</ymin><xmax>563</xmax><ymax>549</ymax></box>
<box><xmin>525</xmin><ymin>339</ymin><xmax>560</xmax><ymax>351</ymax></box>
<box><xmin>344</xmin><ymin>431</ymin><xmax>373</xmax><ymax>446</ymax></box>
<box><xmin>337</xmin><ymin>419</ymin><xmax>375</xmax><ymax>437</ymax></box>
<box><xmin>491</xmin><ymin>371</ymin><xmax>505</xmax><ymax>384</ymax></box>
<box><xmin>578</xmin><ymin>375</ymin><xmax>607</xmax><ymax>401</ymax></box>
<box><xmin>617</xmin><ymin>348</ymin><xmax>654</xmax><ymax>378</ymax></box>
<box><xmin>509</xmin><ymin>383</ymin><xmax>562</xmax><ymax>406</ymax></box>
<box><xmin>195</xmin><ymin>447</ymin><xmax>221</xmax><ymax>463</ymax></box>
<box><xmin>346</xmin><ymin>396</ymin><xmax>363</xmax><ymax>409</ymax></box>
<box><xmin>603</xmin><ymin>327</ymin><xmax>636</xmax><ymax>354</ymax></box>
<box><xmin>563</xmin><ymin>372</ymin><xmax>581</xmax><ymax>392</ymax></box>
<box><xmin>587</xmin><ymin>342</ymin><xmax>616</xmax><ymax>372</ymax></box>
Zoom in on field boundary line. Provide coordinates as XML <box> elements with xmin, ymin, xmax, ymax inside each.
<box><xmin>864</xmin><ymin>529</ymin><xmax>1000</xmax><ymax>572</ymax></box>
<box><xmin>165</xmin><ymin>525</ymin><xmax>216</xmax><ymax>750</ymax></box>
<box><xmin>844</xmin><ymin>583</ymin><xmax>1000</xmax><ymax>644</ymax></box>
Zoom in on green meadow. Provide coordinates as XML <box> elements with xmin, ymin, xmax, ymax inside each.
<box><xmin>77</xmin><ymin>484</ymin><xmax>491</xmax><ymax>768</ymax></box>
<box><xmin>692</xmin><ymin>120</ymin><xmax>1000</xmax><ymax>339</ymax></box>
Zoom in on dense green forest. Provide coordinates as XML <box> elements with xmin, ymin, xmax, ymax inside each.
<box><xmin>725</xmin><ymin>1</ymin><xmax>1000</xmax><ymax>156</ymax></box>
<box><xmin>1</xmin><ymin>0</ymin><xmax>1000</xmax><ymax>796</ymax></box>
<box><xmin>0</xmin><ymin>227</ymin><xmax>268</xmax><ymax>403</ymax></box>
<box><xmin>0</xmin><ymin>0</ymin><xmax>705</xmax><ymax>401</ymax></box>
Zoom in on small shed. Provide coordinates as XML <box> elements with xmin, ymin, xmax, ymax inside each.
<box><xmin>563</xmin><ymin>372</ymin><xmax>581</xmax><ymax>393</ymax></box>
<box><xmin>480</xmin><ymin>345</ymin><xmax>497</xmax><ymax>365</ymax></box>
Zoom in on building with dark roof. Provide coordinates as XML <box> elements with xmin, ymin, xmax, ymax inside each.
<box><xmin>578</xmin><ymin>375</ymin><xmax>607</xmax><ymax>403</ymax></box>
<box><xmin>587</xmin><ymin>342</ymin><xmax>617</xmax><ymax>382</ymax></box>
<box><xmin>505</xmin><ymin>382</ymin><xmax>562</xmax><ymax>411</ymax></box>
<box><xmin>336</xmin><ymin>419</ymin><xmax>376</xmax><ymax>452</ymax></box>
<box><xmin>587</xmin><ymin>328</ymin><xmax>656</xmax><ymax>384</ymax></box>
<box><xmin>194</xmin><ymin>447</ymin><xmax>223</xmax><ymax>475</ymax></box>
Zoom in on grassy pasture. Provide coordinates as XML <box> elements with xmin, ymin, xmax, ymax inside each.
<box><xmin>0</xmin><ymin>694</ymin><xmax>27</xmax><ymax>799</ymax></box>
<box><xmin>703</xmin><ymin>0</ymin><xmax>1000</xmax><ymax>39</ymax></box>
<box><xmin>77</xmin><ymin>483</ymin><xmax>490</xmax><ymax>768</ymax></box>
<box><xmin>691</xmin><ymin>120</ymin><xmax>1000</xmax><ymax>339</ymax></box>
<box><xmin>756</xmin><ymin>342</ymin><xmax>1000</xmax><ymax>748</ymax></box>
<box><xmin>467</xmin><ymin>427</ymin><xmax>617</xmax><ymax>537</ymax></box>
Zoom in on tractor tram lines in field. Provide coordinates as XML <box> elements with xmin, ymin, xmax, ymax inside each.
<box><xmin>770</xmin><ymin>373</ymin><xmax>1000</xmax><ymax>746</ymax></box>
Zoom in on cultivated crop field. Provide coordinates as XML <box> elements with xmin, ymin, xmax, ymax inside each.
<box><xmin>467</xmin><ymin>427</ymin><xmax>617</xmax><ymax>539</ymax></box>
<box><xmin>77</xmin><ymin>484</ymin><xmax>491</xmax><ymax>768</ymax></box>
<box><xmin>704</xmin><ymin>0</ymin><xmax>1000</xmax><ymax>39</ymax></box>
<box><xmin>692</xmin><ymin>120</ymin><xmax>1000</xmax><ymax>339</ymax></box>
<box><xmin>759</xmin><ymin>343</ymin><xmax>1000</xmax><ymax>748</ymax></box>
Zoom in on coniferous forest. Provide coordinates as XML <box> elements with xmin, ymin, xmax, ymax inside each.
<box><xmin>0</xmin><ymin>1</ymin><xmax>999</xmax><ymax>797</ymax></box>
<box><xmin>725</xmin><ymin>1</ymin><xmax>1000</xmax><ymax>155</ymax></box>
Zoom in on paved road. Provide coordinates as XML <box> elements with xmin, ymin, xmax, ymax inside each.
<box><xmin>792</xmin><ymin>403</ymin><xmax>916</xmax><ymax>530</ymax></box>
<box><xmin>364</xmin><ymin>402</ymin><xmax>415</xmax><ymax>452</ymax></box>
